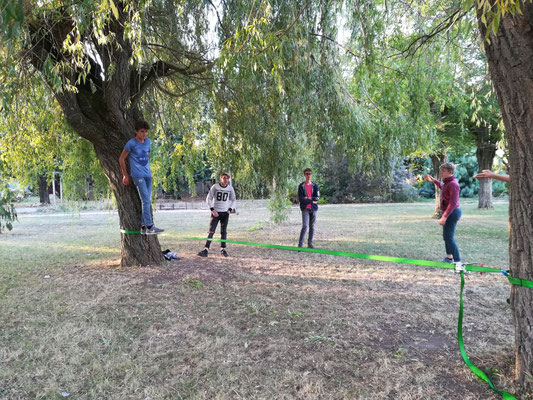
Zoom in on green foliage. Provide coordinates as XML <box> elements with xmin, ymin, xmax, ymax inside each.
<box><xmin>267</xmin><ymin>189</ymin><xmax>292</xmax><ymax>224</ymax></box>
<box><xmin>0</xmin><ymin>180</ymin><xmax>17</xmax><ymax>233</ymax></box>
<box><xmin>60</xmin><ymin>137</ymin><xmax>110</xmax><ymax>201</ymax></box>
<box><xmin>0</xmin><ymin>80</ymin><xmax>109</xmax><ymax>201</ymax></box>
<box><xmin>0</xmin><ymin>83</ymin><xmax>63</xmax><ymax>187</ymax></box>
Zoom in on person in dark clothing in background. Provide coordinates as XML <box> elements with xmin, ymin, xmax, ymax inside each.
<box><xmin>298</xmin><ymin>168</ymin><xmax>320</xmax><ymax>249</ymax></box>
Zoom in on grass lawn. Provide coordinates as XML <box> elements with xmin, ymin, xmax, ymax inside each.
<box><xmin>0</xmin><ymin>200</ymin><xmax>515</xmax><ymax>399</ymax></box>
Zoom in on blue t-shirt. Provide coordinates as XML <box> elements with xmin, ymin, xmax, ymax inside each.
<box><xmin>124</xmin><ymin>138</ymin><xmax>151</xmax><ymax>178</ymax></box>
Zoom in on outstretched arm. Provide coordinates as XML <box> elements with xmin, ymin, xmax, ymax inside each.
<box><xmin>424</xmin><ymin>174</ymin><xmax>443</xmax><ymax>189</ymax></box>
<box><xmin>473</xmin><ymin>170</ymin><xmax>509</xmax><ymax>182</ymax></box>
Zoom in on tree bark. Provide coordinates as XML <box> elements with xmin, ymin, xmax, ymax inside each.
<box><xmin>38</xmin><ymin>175</ymin><xmax>50</xmax><ymax>205</ymax></box>
<box><xmin>476</xmin><ymin>143</ymin><xmax>496</xmax><ymax>209</ymax></box>
<box><xmin>478</xmin><ymin>6</ymin><xmax>533</xmax><ymax>394</ymax></box>
<box><xmin>430</xmin><ymin>153</ymin><xmax>448</xmax><ymax>218</ymax></box>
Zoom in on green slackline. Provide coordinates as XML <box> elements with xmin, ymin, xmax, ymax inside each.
<box><xmin>128</xmin><ymin>232</ymin><xmax>531</xmax><ymax>398</ymax></box>
<box><xmin>124</xmin><ymin>231</ymin><xmax>533</xmax><ymax>288</ymax></box>
<box><xmin>458</xmin><ymin>271</ymin><xmax>517</xmax><ymax>400</ymax></box>
<box><xmin>503</xmin><ymin>272</ymin><xmax>533</xmax><ymax>288</ymax></box>
<box><xmin>172</xmin><ymin>235</ymin><xmax>527</xmax><ymax>400</ymax></box>
<box><xmin>172</xmin><ymin>235</ymin><xmax>533</xmax><ymax>282</ymax></box>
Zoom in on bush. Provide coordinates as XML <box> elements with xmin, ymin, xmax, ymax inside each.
<box><xmin>460</xmin><ymin>186</ymin><xmax>474</xmax><ymax>198</ymax></box>
<box><xmin>268</xmin><ymin>190</ymin><xmax>292</xmax><ymax>224</ymax></box>
<box><xmin>388</xmin><ymin>162</ymin><xmax>419</xmax><ymax>202</ymax></box>
<box><xmin>0</xmin><ymin>181</ymin><xmax>17</xmax><ymax>233</ymax></box>
<box><xmin>492</xmin><ymin>180</ymin><xmax>508</xmax><ymax>197</ymax></box>
<box><xmin>418</xmin><ymin>181</ymin><xmax>435</xmax><ymax>198</ymax></box>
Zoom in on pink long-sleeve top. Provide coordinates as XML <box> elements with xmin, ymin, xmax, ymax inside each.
<box><xmin>433</xmin><ymin>176</ymin><xmax>460</xmax><ymax>218</ymax></box>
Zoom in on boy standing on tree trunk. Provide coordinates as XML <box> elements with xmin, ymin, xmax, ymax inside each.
<box><xmin>424</xmin><ymin>162</ymin><xmax>461</xmax><ymax>263</ymax></box>
<box><xmin>119</xmin><ymin>120</ymin><xmax>164</xmax><ymax>235</ymax></box>
<box><xmin>198</xmin><ymin>172</ymin><xmax>236</xmax><ymax>257</ymax></box>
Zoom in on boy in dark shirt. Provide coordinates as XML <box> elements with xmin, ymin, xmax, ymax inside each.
<box><xmin>297</xmin><ymin>168</ymin><xmax>320</xmax><ymax>248</ymax></box>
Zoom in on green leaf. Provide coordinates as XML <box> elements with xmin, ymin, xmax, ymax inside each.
<box><xmin>492</xmin><ymin>12</ymin><xmax>500</xmax><ymax>35</ymax></box>
<box><xmin>109</xmin><ymin>0</ymin><xmax>119</xmax><ymax>20</ymax></box>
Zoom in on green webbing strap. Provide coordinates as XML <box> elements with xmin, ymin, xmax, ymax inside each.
<box><xmin>504</xmin><ymin>273</ymin><xmax>533</xmax><ymax>288</ymax></box>
<box><xmin>120</xmin><ymin>229</ymin><xmax>141</xmax><ymax>234</ymax></box>
<box><xmin>172</xmin><ymin>236</ymin><xmax>533</xmax><ymax>282</ymax></box>
<box><xmin>172</xmin><ymin>235</ymin><xmax>461</xmax><ymax>269</ymax></box>
<box><xmin>458</xmin><ymin>272</ymin><xmax>517</xmax><ymax>399</ymax></box>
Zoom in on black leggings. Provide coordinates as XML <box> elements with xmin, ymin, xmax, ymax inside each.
<box><xmin>205</xmin><ymin>212</ymin><xmax>229</xmax><ymax>249</ymax></box>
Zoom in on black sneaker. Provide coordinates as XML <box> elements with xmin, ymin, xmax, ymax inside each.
<box><xmin>221</xmin><ymin>249</ymin><xmax>229</xmax><ymax>257</ymax></box>
<box><xmin>140</xmin><ymin>225</ymin><xmax>147</xmax><ymax>235</ymax></box>
<box><xmin>308</xmin><ymin>244</ymin><xmax>314</xmax><ymax>249</ymax></box>
<box><xmin>146</xmin><ymin>225</ymin><xmax>164</xmax><ymax>235</ymax></box>
<box><xmin>198</xmin><ymin>249</ymin><xmax>208</xmax><ymax>257</ymax></box>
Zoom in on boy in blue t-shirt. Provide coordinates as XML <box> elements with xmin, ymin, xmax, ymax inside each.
<box><xmin>119</xmin><ymin>120</ymin><xmax>164</xmax><ymax>235</ymax></box>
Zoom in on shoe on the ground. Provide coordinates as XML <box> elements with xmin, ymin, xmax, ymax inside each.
<box><xmin>308</xmin><ymin>244</ymin><xmax>314</xmax><ymax>249</ymax></box>
<box><xmin>221</xmin><ymin>249</ymin><xmax>229</xmax><ymax>257</ymax></box>
<box><xmin>442</xmin><ymin>257</ymin><xmax>454</xmax><ymax>263</ymax></box>
<box><xmin>198</xmin><ymin>249</ymin><xmax>208</xmax><ymax>257</ymax></box>
<box><xmin>163</xmin><ymin>250</ymin><xmax>179</xmax><ymax>260</ymax></box>
<box><xmin>140</xmin><ymin>225</ymin><xmax>147</xmax><ymax>235</ymax></box>
<box><xmin>146</xmin><ymin>225</ymin><xmax>164</xmax><ymax>235</ymax></box>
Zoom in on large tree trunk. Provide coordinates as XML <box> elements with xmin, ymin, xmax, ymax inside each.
<box><xmin>93</xmin><ymin>138</ymin><xmax>163</xmax><ymax>267</ymax></box>
<box><xmin>430</xmin><ymin>153</ymin><xmax>448</xmax><ymax>219</ymax></box>
<box><xmin>478</xmin><ymin>6</ymin><xmax>533</xmax><ymax>394</ymax></box>
<box><xmin>476</xmin><ymin>143</ymin><xmax>496</xmax><ymax>209</ymax></box>
<box><xmin>38</xmin><ymin>174</ymin><xmax>50</xmax><ymax>205</ymax></box>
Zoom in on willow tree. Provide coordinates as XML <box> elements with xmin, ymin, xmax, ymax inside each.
<box><xmin>1</xmin><ymin>1</ymin><xmax>215</xmax><ymax>266</ymax></box>
<box><xmin>208</xmin><ymin>0</ymin><xmax>363</xmax><ymax>222</ymax></box>
<box><xmin>343</xmin><ymin>0</ymin><xmax>471</xmax><ymax>217</ymax></box>
<box><xmin>0</xmin><ymin>82</ymin><xmax>63</xmax><ymax>204</ymax></box>
<box><xmin>1</xmin><ymin>0</ymin><xmax>370</xmax><ymax>264</ymax></box>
